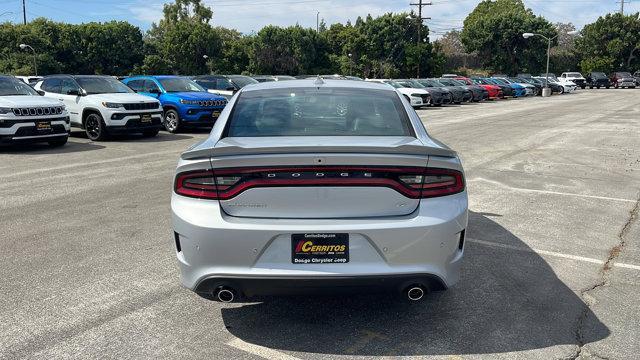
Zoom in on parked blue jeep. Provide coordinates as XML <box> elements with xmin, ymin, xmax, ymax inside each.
<box><xmin>122</xmin><ymin>76</ymin><xmax>227</xmax><ymax>133</ymax></box>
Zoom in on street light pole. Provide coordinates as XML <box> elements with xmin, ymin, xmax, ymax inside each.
<box><xmin>19</xmin><ymin>43</ymin><xmax>37</xmax><ymax>76</ymax></box>
<box><xmin>523</xmin><ymin>30</ymin><xmax>578</xmax><ymax>97</ymax></box>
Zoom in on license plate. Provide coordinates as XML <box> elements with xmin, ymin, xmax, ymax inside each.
<box><xmin>291</xmin><ymin>233</ymin><xmax>349</xmax><ymax>264</ymax></box>
<box><xmin>140</xmin><ymin>114</ymin><xmax>152</xmax><ymax>123</ymax></box>
<box><xmin>36</xmin><ymin>121</ymin><xmax>51</xmax><ymax>131</ymax></box>
<box><xmin>212</xmin><ymin>110</ymin><xmax>221</xmax><ymax>119</ymax></box>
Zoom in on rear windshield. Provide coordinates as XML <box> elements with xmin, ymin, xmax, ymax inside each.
<box><xmin>225</xmin><ymin>88</ymin><xmax>412</xmax><ymax>137</ymax></box>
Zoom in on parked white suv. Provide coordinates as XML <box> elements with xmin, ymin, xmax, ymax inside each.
<box><xmin>34</xmin><ymin>75</ymin><xmax>163</xmax><ymax>141</ymax></box>
<box><xmin>365</xmin><ymin>79</ymin><xmax>431</xmax><ymax>108</ymax></box>
<box><xmin>1</xmin><ymin>75</ymin><xmax>69</xmax><ymax>146</ymax></box>
<box><xmin>560</xmin><ymin>72</ymin><xmax>586</xmax><ymax>89</ymax></box>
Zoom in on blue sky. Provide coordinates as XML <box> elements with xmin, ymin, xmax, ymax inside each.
<box><xmin>1</xmin><ymin>0</ymin><xmax>638</xmax><ymax>38</ymax></box>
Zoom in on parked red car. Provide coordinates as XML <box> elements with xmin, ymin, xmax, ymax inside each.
<box><xmin>456</xmin><ymin>76</ymin><xmax>503</xmax><ymax>99</ymax></box>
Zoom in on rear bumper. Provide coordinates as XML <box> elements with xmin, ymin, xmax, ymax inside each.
<box><xmin>195</xmin><ymin>274</ymin><xmax>447</xmax><ymax>299</ymax></box>
<box><xmin>171</xmin><ymin>191</ymin><xmax>468</xmax><ymax>297</ymax></box>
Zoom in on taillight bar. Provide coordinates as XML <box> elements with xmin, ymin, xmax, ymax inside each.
<box><xmin>174</xmin><ymin>166</ymin><xmax>464</xmax><ymax>200</ymax></box>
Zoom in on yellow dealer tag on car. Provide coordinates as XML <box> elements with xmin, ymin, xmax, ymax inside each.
<box><xmin>212</xmin><ymin>110</ymin><xmax>221</xmax><ymax>119</ymax></box>
<box><xmin>140</xmin><ymin>114</ymin><xmax>152</xmax><ymax>123</ymax></box>
<box><xmin>36</xmin><ymin>121</ymin><xmax>51</xmax><ymax>131</ymax></box>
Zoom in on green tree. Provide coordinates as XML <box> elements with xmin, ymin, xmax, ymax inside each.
<box><xmin>143</xmin><ymin>0</ymin><xmax>220</xmax><ymax>75</ymax></box>
<box><xmin>249</xmin><ymin>25</ymin><xmax>331</xmax><ymax>75</ymax></box>
<box><xmin>461</xmin><ymin>0</ymin><xmax>556</xmax><ymax>74</ymax></box>
<box><xmin>576</xmin><ymin>12</ymin><xmax>640</xmax><ymax>73</ymax></box>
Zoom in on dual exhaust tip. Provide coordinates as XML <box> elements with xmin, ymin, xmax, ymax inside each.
<box><xmin>215</xmin><ymin>284</ymin><xmax>428</xmax><ymax>303</ymax></box>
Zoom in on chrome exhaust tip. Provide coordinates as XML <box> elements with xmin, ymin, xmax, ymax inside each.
<box><xmin>406</xmin><ymin>286</ymin><xmax>425</xmax><ymax>301</ymax></box>
<box><xmin>216</xmin><ymin>288</ymin><xmax>235</xmax><ymax>303</ymax></box>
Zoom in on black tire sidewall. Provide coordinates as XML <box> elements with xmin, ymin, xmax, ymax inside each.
<box><xmin>84</xmin><ymin>112</ymin><xmax>107</xmax><ymax>141</ymax></box>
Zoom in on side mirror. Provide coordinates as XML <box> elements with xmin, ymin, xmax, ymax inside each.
<box><xmin>149</xmin><ymin>88</ymin><xmax>161</xmax><ymax>95</ymax></box>
<box><xmin>37</xmin><ymin>90</ymin><xmax>45</xmax><ymax>96</ymax></box>
<box><xmin>66</xmin><ymin>88</ymin><xmax>81</xmax><ymax>96</ymax></box>
<box><xmin>226</xmin><ymin>87</ymin><xmax>236</xmax><ymax>92</ymax></box>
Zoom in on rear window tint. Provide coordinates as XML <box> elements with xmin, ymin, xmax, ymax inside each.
<box><xmin>225</xmin><ymin>88</ymin><xmax>412</xmax><ymax>137</ymax></box>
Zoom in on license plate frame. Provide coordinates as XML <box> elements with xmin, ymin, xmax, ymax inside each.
<box><xmin>291</xmin><ymin>233</ymin><xmax>349</xmax><ymax>264</ymax></box>
<box><xmin>140</xmin><ymin>114</ymin><xmax>152</xmax><ymax>123</ymax></box>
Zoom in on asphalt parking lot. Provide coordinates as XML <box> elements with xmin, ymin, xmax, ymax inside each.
<box><xmin>1</xmin><ymin>89</ymin><xmax>639</xmax><ymax>359</ymax></box>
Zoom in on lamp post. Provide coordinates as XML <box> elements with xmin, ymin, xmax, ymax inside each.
<box><xmin>348</xmin><ymin>53</ymin><xmax>353</xmax><ymax>76</ymax></box>
<box><xmin>523</xmin><ymin>30</ymin><xmax>578</xmax><ymax>97</ymax></box>
<box><xmin>19</xmin><ymin>43</ymin><xmax>37</xmax><ymax>76</ymax></box>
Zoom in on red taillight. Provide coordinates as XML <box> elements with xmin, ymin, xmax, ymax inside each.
<box><xmin>174</xmin><ymin>166</ymin><xmax>465</xmax><ymax>200</ymax></box>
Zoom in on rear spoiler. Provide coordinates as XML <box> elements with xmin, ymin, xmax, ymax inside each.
<box><xmin>181</xmin><ymin>136</ymin><xmax>457</xmax><ymax>160</ymax></box>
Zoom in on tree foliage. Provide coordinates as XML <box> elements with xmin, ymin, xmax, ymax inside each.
<box><xmin>575</xmin><ymin>12</ymin><xmax>640</xmax><ymax>73</ymax></box>
<box><xmin>461</xmin><ymin>0</ymin><xmax>556</xmax><ymax>74</ymax></box>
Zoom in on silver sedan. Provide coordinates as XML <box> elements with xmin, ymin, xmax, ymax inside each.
<box><xmin>171</xmin><ymin>78</ymin><xmax>468</xmax><ymax>302</ymax></box>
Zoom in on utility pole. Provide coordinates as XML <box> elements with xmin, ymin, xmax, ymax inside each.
<box><xmin>410</xmin><ymin>0</ymin><xmax>431</xmax><ymax>78</ymax></box>
<box><xmin>316</xmin><ymin>11</ymin><xmax>320</xmax><ymax>32</ymax></box>
<box><xmin>22</xmin><ymin>0</ymin><xmax>26</xmax><ymax>24</ymax></box>
<box><xmin>618</xmin><ymin>0</ymin><xmax>627</xmax><ymax>15</ymax></box>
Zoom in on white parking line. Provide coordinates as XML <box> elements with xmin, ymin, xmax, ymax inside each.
<box><xmin>227</xmin><ymin>338</ymin><xmax>302</xmax><ymax>360</ymax></box>
<box><xmin>468</xmin><ymin>237</ymin><xmax>640</xmax><ymax>271</ymax></box>
<box><xmin>469</xmin><ymin>178</ymin><xmax>637</xmax><ymax>203</ymax></box>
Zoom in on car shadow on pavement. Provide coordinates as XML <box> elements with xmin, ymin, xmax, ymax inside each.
<box><xmin>220</xmin><ymin>211</ymin><xmax>609</xmax><ymax>357</ymax></box>
<box><xmin>70</xmin><ymin>130</ymin><xmax>194</xmax><ymax>142</ymax></box>
<box><xmin>0</xmin><ymin>140</ymin><xmax>105</xmax><ymax>154</ymax></box>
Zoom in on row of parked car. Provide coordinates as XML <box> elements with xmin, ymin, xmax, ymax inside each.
<box><xmin>1</xmin><ymin>70</ymin><xmax>637</xmax><ymax>147</ymax></box>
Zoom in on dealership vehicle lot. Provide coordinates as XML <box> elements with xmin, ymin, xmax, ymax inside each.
<box><xmin>0</xmin><ymin>89</ymin><xmax>638</xmax><ymax>359</ymax></box>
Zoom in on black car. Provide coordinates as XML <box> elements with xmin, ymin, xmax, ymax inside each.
<box><xmin>414</xmin><ymin>79</ymin><xmax>454</xmax><ymax>105</ymax></box>
<box><xmin>436</xmin><ymin>78</ymin><xmax>473</xmax><ymax>103</ymax></box>
<box><xmin>394</xmin><ymin>79</ymin><xmax>449</xmax><ymax>106</ymax></box>
<box><xmin>449</xmin><ymin>78</ymin><xmax>488</xmax><ymax>101</ymax></box>
<box><xmin>529</xmin><ymin>77</ymin><xmax>563</xmax><ymax>94</ymax></box>
<box><xmin>585</xmin><ymin>72</ymin><xmax>611</xmax><ymax>89</ymax></box>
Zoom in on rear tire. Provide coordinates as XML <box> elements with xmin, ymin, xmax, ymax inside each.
<box><xmin>48</xmin><ymin>137</ymin><xmax>68</xmax><ymax>147</ymax></box>
<box><xmin>163</xmin><ymin>109</ymin><xmax>181</xmax><ymax>133</ymax></box>
<box><xmin>84</xmin><ymin>112</ymin><xmax>108</xmax><ymax>141</ymax></box>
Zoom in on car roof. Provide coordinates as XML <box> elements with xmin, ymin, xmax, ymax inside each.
<box><xmin>240</xmin><ymin>78</ymin><xmax>394</xmax><ymax>92</ymax></box>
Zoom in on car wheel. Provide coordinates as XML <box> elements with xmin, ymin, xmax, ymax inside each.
<box><xmin>142</xmin><ymin>129</ymin><xmax>159</xmax><ymax>137</ymax></box>
<box><xmin>614</xmin><ymin>83</ymin><xmax>619</xmax><ymax>89</ymax></box>
<box><xmin>559</xmin><ymin>87</ymin><xmax>565</xmax><ymax>94</ymax></box>
<box><xmin>84</xmin><ymin>112</ymin><xmax>108</xmax><ymax>141</ymax></box>
<box><xmin>581</xmin><ymin>85</ymin><xmax>585</xmax><ymax>89</ymax></box>
<box><xmin>590</xmin><ymin>86</ymin><xmax>594</xmax><ymax>89</ymax></box>
<box><xmin>163</xmin><ymin>109</ymin><xmax>180</xmax><ymax>133</ymax></box>
<box><xmin>606</xmin><ymin>86</ymin><xmax>610</xmax><ymax>89</ymax></box>
<box><xmin>48</xmin><ymin>137</ymin><xmax>68</xmax><ymax>147</ymax></box>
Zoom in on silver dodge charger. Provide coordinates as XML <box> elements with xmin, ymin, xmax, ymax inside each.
<box><xmin>171</xmin><ymin>78</ymin><xmax>468</xmax><ymax>302</ymax></box>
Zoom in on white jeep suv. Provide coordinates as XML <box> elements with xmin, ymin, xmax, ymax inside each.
<box><xmin>1</xmin><ymin>75</ymin><xmax>69</xmax><ymax>146</ymax></box>
<box><xmin>34</xmin><ymin>75</ymin><xmax>163</xmax><ymax>141</ymax></box>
